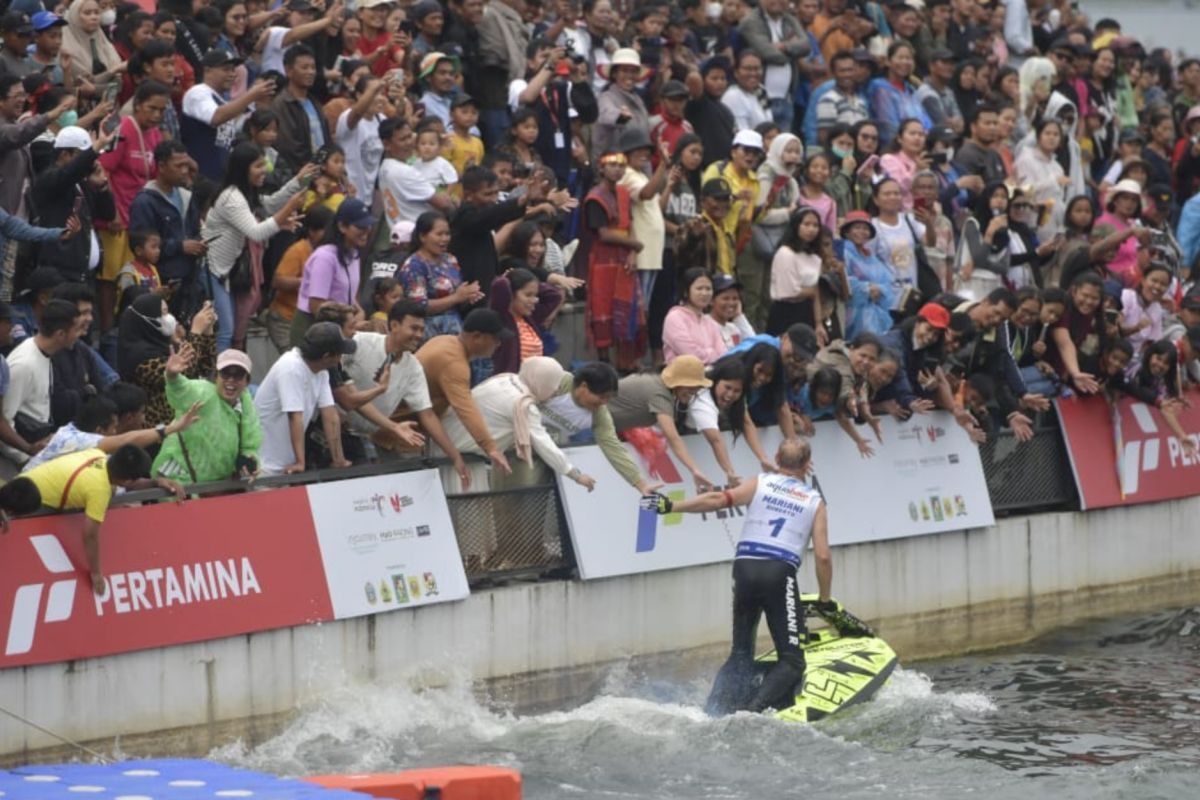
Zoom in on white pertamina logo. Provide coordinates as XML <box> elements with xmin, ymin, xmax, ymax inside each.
<box><xmin>1119</xmin><ymin>403</ymin><xmax>1200</xmax><ymax>495</ymax></box>
<box><xmin>5</xmin><ymin>535</ymin><xmax>78</xmax><ymax>656</ymax></box>
<box><xmin>5</xmin><ymin>534</ymin><xmax>263</xmax><ymax>658</ymax></box>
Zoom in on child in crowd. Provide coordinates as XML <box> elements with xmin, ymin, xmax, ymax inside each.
<box><xmin>442</xmin><ymin>94</ymin><xmax>484</xmax><ymax>183</ymax></box>
<box><xmin>413</xmin><ymin>117</ymin><xmax>459</xmax><ymax>193</ymax></box>
<box><xmin>371</xmin><ymin>277</ymin><xmax>403</xmax><ymax>323</ymax></box>
<box><xmin>266</xmin><ymin>206</ymin><xmax>334</xmax><ymax>352</ymax></box>
<box><xmin>27</xmin><ymin>11</ymin><xmax>71</xmax><ymax>89</ymax></box>
<box><xmin>508</xmin><ymin>107</ymin><xmax>543</xmax><ymax>175</ymax></box>
<box><xmin>304</xmin><ymin>144</ymin><xmax>352</xmax><ymax>213</ymax></box>
<box><xmin>115</xmin><ymin>230</ymin><xmax>164</xmax><ymax>311</ymax></box>
<box><xmin>244</xmin><ymin>109</ymin><xmax>287</xmax><ymax>191</ymax></box>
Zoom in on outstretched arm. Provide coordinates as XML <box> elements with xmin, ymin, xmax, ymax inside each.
<box><xmin>651</xmin><ymin>476</ymin><xmax>758</xmax><ymax>515</ymax></box>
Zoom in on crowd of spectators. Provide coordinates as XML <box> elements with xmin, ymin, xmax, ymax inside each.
<box><xmin>0</xmin><ymin>0</ymin><xmax>1198</xmax><ymax>594</ymax></box>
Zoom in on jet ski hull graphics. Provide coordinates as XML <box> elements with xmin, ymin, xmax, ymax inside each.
<box><xmin>753</xmin><ymin>616</ymin><xmax>899</xmax><ymax>723</ymax></box>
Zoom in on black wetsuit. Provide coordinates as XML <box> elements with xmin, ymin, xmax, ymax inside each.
<box><xmin>706</xmin><ymin>558</ymin><xmax>808</xmax><ymax>716</ymax></box>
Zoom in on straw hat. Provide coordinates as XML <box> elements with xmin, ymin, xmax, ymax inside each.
<box><xmin>597</xmin><ymin>48</ymin><xmax>653</xmax><ymax>82</ymax></box>
<box><xmin>662</xmin><ymin>355</ymin><xmax>713</xmax><ymax>389</ymax></box>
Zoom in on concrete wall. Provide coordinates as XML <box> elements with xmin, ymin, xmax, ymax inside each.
<box><xmin>3</xmin><ymin>496</ymin><xmax>1200</xmax><ymax>764</ymax></box>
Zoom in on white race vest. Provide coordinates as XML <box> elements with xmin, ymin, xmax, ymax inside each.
<box><xmin>736</xmin><ymin>473</ymin><xmax>821</xmax><ymax>567</ymax></box>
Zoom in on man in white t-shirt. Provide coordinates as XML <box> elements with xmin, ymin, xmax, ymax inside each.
<box><xmin>336</xmin><ymin>76</ymin><xmax>387</xmax><ymax>202</ymax></box>
<box><xmin>377</xmin><ymin>116</ymin><xmax>455</xmax><ymax>228</ymax></box>
<box><xmin>257</xmin><ymin>0</ymin><xmax>344</xmax><ymax>75</ymax></box>
<box><xmin>1</xmin><ymin>299</ymin><xmax>79</xmax><ymax>465</ymax></box>
<box><xmin>253</xmin><ymin>322</ymin><xmax>355</xmax><ymax>475</ymax></box>
<box><xmin>181</xmin><ymin>49</ymin><xmax>275</xmax><ymax>179</ymax></box>
<box><xmin>341</xmin><ymin>300</ymin><xmax>470</xmax><ymax>482</ymax></box>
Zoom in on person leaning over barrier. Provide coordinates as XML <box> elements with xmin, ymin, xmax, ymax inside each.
<box><xmin>0</xmin><ymin>445</ymin><xmax>186</xmax><ymax>594</ymax></box>
<box><xmin>606</xmin><ymin>355</ymin><xmax>721</xmax><ymax>493</ymax></box>
<box><xmin>438</xmin><ymin>356</ymin><xmax>598</xmax><ymax>491</ymax></box>
<box><xmin>152</xmin><ymin>345</ymin><xmax>262</xmax><ymax>484</ymax></box>
<box><xmin>538</xmin><ymin>361</ymin><xmax>662</xmax><ymax>496</ymax></box>
<box><xmin>641</xmin><ymin>437</ymin><xmax>833</xmax><ymax>716</ymax></box>
<box><xmin>413</xmin><ymin>308</ymin><xmax>513</xmax><ymax>476</ymax></box>
<box><xmin>341</xmin><ymin>299</ymin><xmax>471</xmax><ymax>486</ymax></box>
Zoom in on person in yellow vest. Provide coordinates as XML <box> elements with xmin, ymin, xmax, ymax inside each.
<box><xmin>0</xmin><ymin>446</ymin><xmax>185</xmax><ymax>595</ymax></box>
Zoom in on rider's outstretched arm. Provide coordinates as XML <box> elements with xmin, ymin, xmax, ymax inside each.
<box><xmin>812</xmin><ymin>502</ymin><xmax>832</xmax><ymax>602</ymax></box>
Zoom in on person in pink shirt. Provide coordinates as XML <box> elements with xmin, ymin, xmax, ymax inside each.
<box><xmin>662</xmin><ymin>268</ymin><xmax>728</xmax><ymax>364</ymax></box>
<box><xmin>880</xmin><ymin>119</ymin><xmax>928</xmax><ymax>212</ymax></box>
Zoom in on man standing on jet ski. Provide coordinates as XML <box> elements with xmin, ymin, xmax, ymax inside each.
<box><xmin>641</xmin><ymin>437</ymin><xmax>832</xmax><ymax>715</ymax></box>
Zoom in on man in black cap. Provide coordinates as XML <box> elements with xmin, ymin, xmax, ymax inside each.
<box><xmin>1047</xmin><ymin>38</ymin><xmax>1081</xmax><ymax>110</ymax></box>
<box><xmin>677</xmin><ymin>179</ymin><xmax>739</xmax><ymax>277</ymax></box>
<box><xmin>0</xmin><ymin>11</ymin><xmax>35</xmax><ymax>79</ymax></box>
<box><xmin>915</xmin><ymin>47</ymin><xmax>963</xmax><ymax>134</ymax></box>
<box><xmin>649</xmin><ymin>80</ymin><xmax>694</xmax><ymax>168</ymax></box>
<box><xmin>415</xmin><ymin>307</ymin><xmax>512</xmax><ymax>475</ymax></box>
<box><xmin>253</xmin><ymin>320</ymin><xmax>356</xmax><ymax>475</ymax></box>
<box><xmin>182</xmin><ymin>49</ymin><xmax>277</xmax><ymax>179</ymax></box>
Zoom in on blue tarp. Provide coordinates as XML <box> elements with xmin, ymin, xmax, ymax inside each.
<box><xmin>0</xmin><ymin>758</ymin><xmax>369</xmax><ymax>799</ymax></box>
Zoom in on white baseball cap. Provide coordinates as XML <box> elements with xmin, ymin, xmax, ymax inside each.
<box><xmin>732</xmin><ymin>129</ymin><xmax>764</xmax><ymax>151</ymax></box>
<box><xmin>53</xmin><ymin>126</ymin><xmax>92</xmax><ymax>151</ymax></box>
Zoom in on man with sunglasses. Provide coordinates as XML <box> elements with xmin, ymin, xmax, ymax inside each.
<box><xmin>152</xmin><ymin>345</ymin><xmax>262</xmax><ymax>484</ymax></box>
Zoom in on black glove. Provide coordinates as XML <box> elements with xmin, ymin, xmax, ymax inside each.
<box><xmin>639</xmin><ymin>491</ymin><xmax>673</xmax><ymax>515</ymax></box>
<box><xmin>811</xmin><ymin>598</ymin><xmax>875</xmax><ymax>638</ymax></box>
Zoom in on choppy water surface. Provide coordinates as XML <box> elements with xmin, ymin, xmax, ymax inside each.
<box><xmin>216</xmin><ymin>607</ymin><xmax>1200</xmax><ymax>799</ymax></box>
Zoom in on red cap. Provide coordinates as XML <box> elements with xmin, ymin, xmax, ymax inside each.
<box><xmin>917</xmin><ymin>302</ymin><xmax>950</xmax><ymax>330</ymax></box>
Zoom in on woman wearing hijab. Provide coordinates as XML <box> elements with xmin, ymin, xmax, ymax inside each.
<box><xmin>61</xmin><ymin>0</ymin><xmax>125</xmax><ymax>98</ymax></box>
<box><xmin>437</xmin><ymin>356</ymin><xmax>598</xmax><ymax>491</ymax></box>
<box><xmin>752</xmin><ymin>132</ymin><xmax>801</xmax><ymax>263</ymax></box>
<box><xmin>952</xmin><ymin>59</ymin><xmax>984</xmax><ymax>123</ymax></box>
<box><xmin>118</xmin><ymin>294</ymin><xmax>218</xmax><ymax>425</ymax></box>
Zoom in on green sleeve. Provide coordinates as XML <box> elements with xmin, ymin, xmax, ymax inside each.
<box><xmin>164</xmin><ymin>373</ymin><xmax>209</xmax><ymax>412</ymax></box>
<box><xmin>239</xmin><ymin>391</ymin><xmax>263</xmax><ymax>457</ymax></box>
<box><xmin>593</xmin><ymin>405</ymin><xmax>643</xmax><ymax>488</ymax></box>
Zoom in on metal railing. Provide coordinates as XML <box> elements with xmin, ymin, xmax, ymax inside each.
<box><xmin>978</xmin><ymin>412</ymin><xmax>1079</xmax><ymax>514</ymax></box>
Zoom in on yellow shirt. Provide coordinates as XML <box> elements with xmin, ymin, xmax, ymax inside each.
<box><xmin>25</xmin><ymin>448</ymin><xmax>112</xmax><ymax>523</ymax></box>
<box><xmin>442</xmin><ymin>132</ymin><xmax>485</xmax><ymax>179</ymax></box>
<box><xmin>701</xmin><ymin>161</ymin><xmax>759</xmax><ymax>239</ymax></box>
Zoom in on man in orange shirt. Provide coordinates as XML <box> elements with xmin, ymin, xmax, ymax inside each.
<box><xmin>413</xmin><ymin>308</ymin><xmax>512</xmax><ymax>474</ymax></box>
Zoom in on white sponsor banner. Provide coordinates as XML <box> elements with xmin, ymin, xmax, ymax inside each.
<box><xmin>560</xmin><ymin>412</ymin><xmax>993</xmax><ymax>580</ymax></box>
<box><xmin>802</xmin><ymin>412</ymin><xmax>994</xmax><ymax>542</ymax></box>
<box><xmin>306</xmin><ymin>469</ymin><xmax>469</xmax><ymax>617</ymax></box>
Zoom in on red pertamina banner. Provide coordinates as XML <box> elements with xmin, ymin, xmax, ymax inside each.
<box><xmin>0</xmin><ymin>487</ymin><xmax>333</xmax><ymax>668</ymax></box>
<box><xmin>1056</xmin><ymin>389</ymin><xmax>1200</xmax><ymax>510</ymax></box>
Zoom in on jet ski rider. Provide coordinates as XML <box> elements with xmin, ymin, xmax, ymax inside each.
<box><xmin>642</xmin><ymin>437</ymin><xmax>833</xmax><ymax>715</ymax></box>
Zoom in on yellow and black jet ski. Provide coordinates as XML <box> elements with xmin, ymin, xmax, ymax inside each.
<box><xmin>752</xmin><ymin>595</ymin><xmax>899</xmax><ymax>723</ymax></box>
